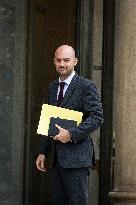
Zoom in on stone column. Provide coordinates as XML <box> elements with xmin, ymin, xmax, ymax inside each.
<box><xmin>109</xmin><ymin>1</ymin><xmax>136</xmax><ymax>204</ymax></box>
<box><xmin>0</xmin><ymin>0</ymin><xmax>27</xmax><ymax>204</ymax></box>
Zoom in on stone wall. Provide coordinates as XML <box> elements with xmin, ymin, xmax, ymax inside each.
<box><xmin>0</xmin><ymin>0</ymin><xmax>27</xmax><ymax>204</ymax></box>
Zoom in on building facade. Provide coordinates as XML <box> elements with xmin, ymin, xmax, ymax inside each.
<box><xmin>0</xmin><ymin>0</ymin><xmax>136</xmax><ymax>205</ymax></box>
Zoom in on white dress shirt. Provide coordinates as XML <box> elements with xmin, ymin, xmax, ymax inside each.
<box><xmin>57</xmin><ymin>71</ymin><xmax>75</xmax><ymax>100</ymax></box>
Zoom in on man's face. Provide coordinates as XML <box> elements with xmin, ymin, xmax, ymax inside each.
<box><xmin>54</xmin><ymin>46</ymin><xmax>78</xmax><ymax>80</ymax></box>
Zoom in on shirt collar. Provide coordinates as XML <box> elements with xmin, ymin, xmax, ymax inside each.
<box><xmin>59</xmin><ymin>71</ymin><xmax>75</xmax><ymax>85</ymax></box>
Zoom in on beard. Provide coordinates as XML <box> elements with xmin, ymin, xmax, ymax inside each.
<box><xmin>56</xmin><ymin>67</ymin><xmax>73</xmax><ymax>78</ymax></box>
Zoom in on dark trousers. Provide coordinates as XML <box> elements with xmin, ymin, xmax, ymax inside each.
<box><xmin>49</xmin><ymin>159</ymin><xmax>89</xmax><ymax>205</ymax></box>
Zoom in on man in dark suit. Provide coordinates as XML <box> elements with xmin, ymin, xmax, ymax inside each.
<box><xmin>36</xmin><ymin>45</ymin><xmax>103</xmax><ymax>205</ymax></box>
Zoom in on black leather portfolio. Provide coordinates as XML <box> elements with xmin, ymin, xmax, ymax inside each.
<box><xmin>48</xmin><ymin>117</ymin><xmax>77</xmax><ymax>136</ymax></box>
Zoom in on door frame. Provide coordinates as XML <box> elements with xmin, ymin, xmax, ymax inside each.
<box><xmin>99</xmin><ymin>1</ymin><xmax>115</xmax><ymax>205</ymax></box>
<box><xmin>76</xmin><ymin>0</ymin><xmax>115</xmax><ymax>205</ymax></box>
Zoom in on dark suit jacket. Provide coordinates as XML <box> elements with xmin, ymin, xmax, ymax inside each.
<box><xmin>39</xmin><ymin>73</ymin><xmax>103</xmax><ymax>168</ymax></box>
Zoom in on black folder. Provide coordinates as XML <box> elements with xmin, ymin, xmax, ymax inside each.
<box><xmin>48</xmin><ymin>117</ymin><xmax>77</xmax><ymax>136</ymax></box>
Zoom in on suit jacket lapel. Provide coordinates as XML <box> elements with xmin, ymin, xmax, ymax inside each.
<box><xmin>50</xmin><ymin>80</ymin><xmax>59</xmax><ymax>105</ymax></box>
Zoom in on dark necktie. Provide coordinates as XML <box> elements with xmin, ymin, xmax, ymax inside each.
<box><xmin>57</xmin><ymin>82</ymin><xmax>65</xmax><ymax>106</ymax></box>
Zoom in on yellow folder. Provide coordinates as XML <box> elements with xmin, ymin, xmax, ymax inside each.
<box><xmin>37</xmin><ymin>104</ymin><xmax>83</xmax><ymax>136</ymax></box>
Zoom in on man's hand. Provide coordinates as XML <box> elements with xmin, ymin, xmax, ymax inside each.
<box><xmin>36</xmin><ymin>154</ymin><xmax>46</xmax><ymax>172</ymax></box>
<box><xmin>53</xmin><ymin>124</ymin><xmax>72</xmax><ymax>143</ymax></box>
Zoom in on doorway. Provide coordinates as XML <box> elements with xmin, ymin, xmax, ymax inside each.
<box><xmin>24</xmin><ymin>0</ymin><xmax>76</xmax><ymax>204</ymax></box>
